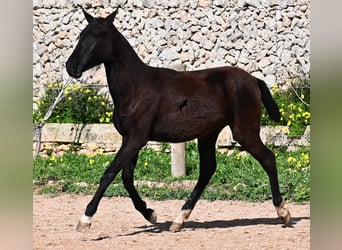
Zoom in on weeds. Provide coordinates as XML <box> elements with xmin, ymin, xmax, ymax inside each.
<box><xmin>33</xmin><ymin>82</ymin><xmax>113</xmax><ymax>124</ymax></box>
<box><xmin>33</xmin><ymin>143</ymin><xmax>310</xmax><ymax>202</ymax></box>
<box><xmin>261</xmin><ymin>76</ymin><xmax>310</xmax><ymax>138</ymax></box>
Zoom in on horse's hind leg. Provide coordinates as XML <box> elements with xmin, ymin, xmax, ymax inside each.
<box><xmin>170</xmin><ymin>132</ymin><xmax>219</xmax><ymax>232</ymax></box>
<box><xmin>232</xmin><ymin>127</ymin><xmax>291</xmax><ymax>224</ymax></box>
<box><xmin>122</xmin><ymin>154</ymin><xmax>157</xmax><ymax>224</ymax></box>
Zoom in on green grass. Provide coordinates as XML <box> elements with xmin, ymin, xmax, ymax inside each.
<box><xmin>33</xmin><ymin>142</ymin><xmax>310</xmax><ymax>202</ymax></box>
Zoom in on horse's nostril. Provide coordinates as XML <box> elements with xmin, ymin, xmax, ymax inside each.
<box><xmin>66</xmin><ymin>59</ymin><xmax>82</xmax><ymax>78</ymax></box>
<box><xmin>66</xmin><ymin>60</ymin><xmax>76</xmax><ymax>74</ymax></box>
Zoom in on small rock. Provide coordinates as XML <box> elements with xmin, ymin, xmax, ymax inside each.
<box><xmin>265</xmin><ymin>75</ymin><xmax>276</xmax><ymax>86</ymax></box>
<box><xmin>258</xmin><ymin>57</ymin><xmax>271</xmax><ymax>68</ymax></box>
<box><xmin>191</xmin><ymin>31</ymin><xmax>203</xmax><ymax>43</ymax></box>
<box><xmin>281</xmin><ymin>49</ymin><xmax>292</xmax><ymax>64</ymax></box>
<box><xmin>251</xmin><ymin>71</ymin><xmax>265</xmax><ymax>80</ymax></box>
<box><xmin>160</xmin><ymin>48</ymin><xmax>179</xmax><ymax>61</ymax></box>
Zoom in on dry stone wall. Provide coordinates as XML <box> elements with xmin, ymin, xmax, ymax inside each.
<box><xmin>33</xmin><ymin>0</ymin><xmax>310</xmax><ymax>98</ymax></box>
<box><xmin>33</xmin><ymin>123</ymin><xmax>310</xmax><ymax>156</ymax></box>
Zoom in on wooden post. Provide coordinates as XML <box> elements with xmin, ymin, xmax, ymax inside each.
<box><xmin>171</xmin><ymin>143</ymin><xmax>186</xmax><ymax>177</ymax></box>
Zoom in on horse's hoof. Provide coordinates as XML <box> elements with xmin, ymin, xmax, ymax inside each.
<box><xmin>76</xmin><ymin>221</ymin><xmax>91</xmax><ymax>232</ymax></box>
<box><xmin>275</xmin><ymin>201</ymin><xmax>291</xmax><ymax>225</ymax></box>
<box><xmin>148</xmin><ymin>210</ymin><xmax>157</xmax><ymax>224</ymax></box>
<box><xmin>280</xmin><ymin>210</ymin><xmax>291</xmax><ymax>225</ymax></box>
<box><xmin>169</xmin><ymin>222</ymin><xmax>184</xmax><ymax>232</ymax></box>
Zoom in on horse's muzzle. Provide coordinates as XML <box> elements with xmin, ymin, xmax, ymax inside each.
<box><xmin>66</xmin><ymin>59</ymin><xmax>83</xmax><ymax>78</ymax></box>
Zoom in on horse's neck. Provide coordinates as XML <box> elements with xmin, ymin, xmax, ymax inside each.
<box><xmin>104</xmin><ymin>31</ymin><xmax>147</xmax><ymax>106</ymax></box>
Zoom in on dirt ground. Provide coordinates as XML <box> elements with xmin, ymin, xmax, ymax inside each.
<box><xmin>33</xmin><ymin>194</ymin><xmax>310</xmax><ymax>249</ymax></box>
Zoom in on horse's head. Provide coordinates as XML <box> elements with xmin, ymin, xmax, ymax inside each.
<box><xmin>66</xmin><ymin>8</ymin><xmax>118</xmax><ymax>78</ymax></box>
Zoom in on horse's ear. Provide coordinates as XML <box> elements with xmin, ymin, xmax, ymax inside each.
<box><xmin>82</xmin><ymin>7</ymin><xmax>94</xmax><ymax>23</ymax></box>
<box><xmin>105</xmin><ymin>8</ymin><xmax>119</xmax><ymax>25</ymax></box>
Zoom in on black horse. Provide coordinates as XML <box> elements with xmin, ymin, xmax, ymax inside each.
<box><xmin>66</xmin><ymin>8</ymin><xmax>290</xmax><ymax>232</ymax></box>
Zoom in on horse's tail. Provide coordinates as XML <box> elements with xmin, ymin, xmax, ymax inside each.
<box><xmin>256</xmin><ymin>78</ymin><xmax>281</xmax><ymax>122</ymax></box>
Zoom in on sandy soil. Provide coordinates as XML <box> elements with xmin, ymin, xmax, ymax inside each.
<box><xmin>33</xmin><ymin>194</ymin><xmax>310</xmax><ymax>249</ymax></box>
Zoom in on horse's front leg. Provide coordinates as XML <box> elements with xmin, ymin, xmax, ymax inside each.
<box><xmin>76</xmin><ymin>136</ymin><xmax>146</xmax><ymax>232</ymax></box>
<box><xmin>122</xmin><ymin>154</ymin><xmax>157</xmax><ymax>224</ymax></box>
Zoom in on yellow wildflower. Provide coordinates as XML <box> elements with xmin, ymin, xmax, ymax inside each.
<box><xmin>296</xmin><ymin>161</ymin><xmax>302</xmax><ymax>169</ymax></box>
<box><xmin>303</xmin><ymin>112</ymin><xmax>310</xmax><ymax>119</ymax></box>
<box><xmin>271</xmin><ymin>85</ymin><xmax>279</xmax><ymax>95</ymax></box>
<box><xmin>301</xmin><ymin>153</ymin><xmax>310</xmax><ymax>163</ymax></box>
<box><xmin>287</xmin><ymin>156</ymin><xmax>296</xmax><ymax>164</ymax></box>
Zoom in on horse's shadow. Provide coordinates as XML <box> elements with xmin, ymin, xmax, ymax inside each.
<box><xmin>117</xmin><ymin>216</ymin><xmax>310</xmax><ymax>236</ymax></box>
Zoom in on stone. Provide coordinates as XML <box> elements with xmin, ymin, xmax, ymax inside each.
<box><xmin>263</xmin><ymin>64</ymin><xmax>276</xmax><ymax>75</ymax></box>
<box><xmin>191</xmin><ymin>31</ymin><xmax>203</xmax><ymax>43</ymax></box>
<box><xmin>215</xmin><ymin>48</ymin><xmax>227</xmax><ymax>60</ymax></box>
<box><xmin>246</xmin><ymin>0</ymin><xmax>262</xmax><ymax>8</ymax></box>
<box><xmin>33</xmin><ymin>63</ymin><xmax>43</xmax><ymax>77</ymax></box>
<box><xmin>148</xmin><ymin>17</ymin><xmax>164</xmax><ymax>29</ymax></box>
<box><xmin>203</xmin><ymin>38</ymin><xmax>214</xmax><ymax>50</ymax></box>
<box><xmin>225</xmin><ymin>55</ymin><xmax>237</xmax><ymax>65</ymax></box>
<box><xmin>293</xmin><ymin>26</ymin><xmax>304</xmax><ymax>38</ymax></box>
<box><xmin>256</xmin><ymin>50</ymin><xmax>268</xmax><ymax>61</ymax></box>
<box><xmin>260</xmin><ymin>126</ymin><xmax>289</xmax><ymax>146</ymax></box>
<box><xmin>245</xmin><ymin>39</ymin><xmax>256</xmax><ymax>53</ymax></box>
<box><xmin>160</xmin><ymin>48</ymin><xmax>179</xmax><ymax>61</ymax></box>
<box><xmin>237</xmin><ymin>0</ymin><xmax>246</xmax><ymax>7</ymax></box>
<box><xmin>234</xmin><ymin>39</ymin><xmax>245</xmax><ymax>50</ymax></box>
<box><xmin>258</xmin><ymin>57</ymin><xmax>271</xmax><ymax>68</ymax></box>
<box><xmin>251</xmin><ymin>71</ymin><xmax>265</xmax><ymax>80</ymax></box>
<box><xmin>281</xmin><ymin>49</ymin><xmax>292</xmax><ymax>64</ymax></box>
<box><xmin>265</xmin><ymin>74</ymin><xmax>276</xmax><ymax>86</ymax></box>
<box><xmin>142</xmin><ymin>0</ymin><xmax>155</xmax><ymax>8</ymax></box>
<box><xmin>287</xmin><ymin>11</ymin><xmax>296</xmax><ymax>19</ymax></box>
<box><xmin>238</xmin><ymin>50</ymin><xmax>250</xmax><ymax>64</ymax></box>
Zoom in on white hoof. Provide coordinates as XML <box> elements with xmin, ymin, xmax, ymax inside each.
<box><xmin>169</xmin><ymin>222</ymin><xmax>184</xmax><ymax>232</ymax></box>
<box><xmin>275</xmin><ymin>201</ymin><xmax>291</xmax><ymax>225</ymax></box>
<box><xmin>76</xmin><ymin>221</ymin><xmax>91</xmax><ymax>232</ymax></box>
<box><xmin>76</xmin><ymin>214</ymin><xmax>92</xmax><ymax>232</ymax></box>
<box><xmin>170</xmin><ymin>209</ymin><xmax>192</xmax><ymax>232</ymax></box>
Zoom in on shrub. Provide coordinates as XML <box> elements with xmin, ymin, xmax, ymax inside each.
<box><xmin>33</xmin><ymin>82</ymin><xmax>113</xmax><ymax>124</ymax></box>
<box><xmin>261</xmin><ymin>76</ymin><xmax>310</xmax><ymax>137</ymax></box>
